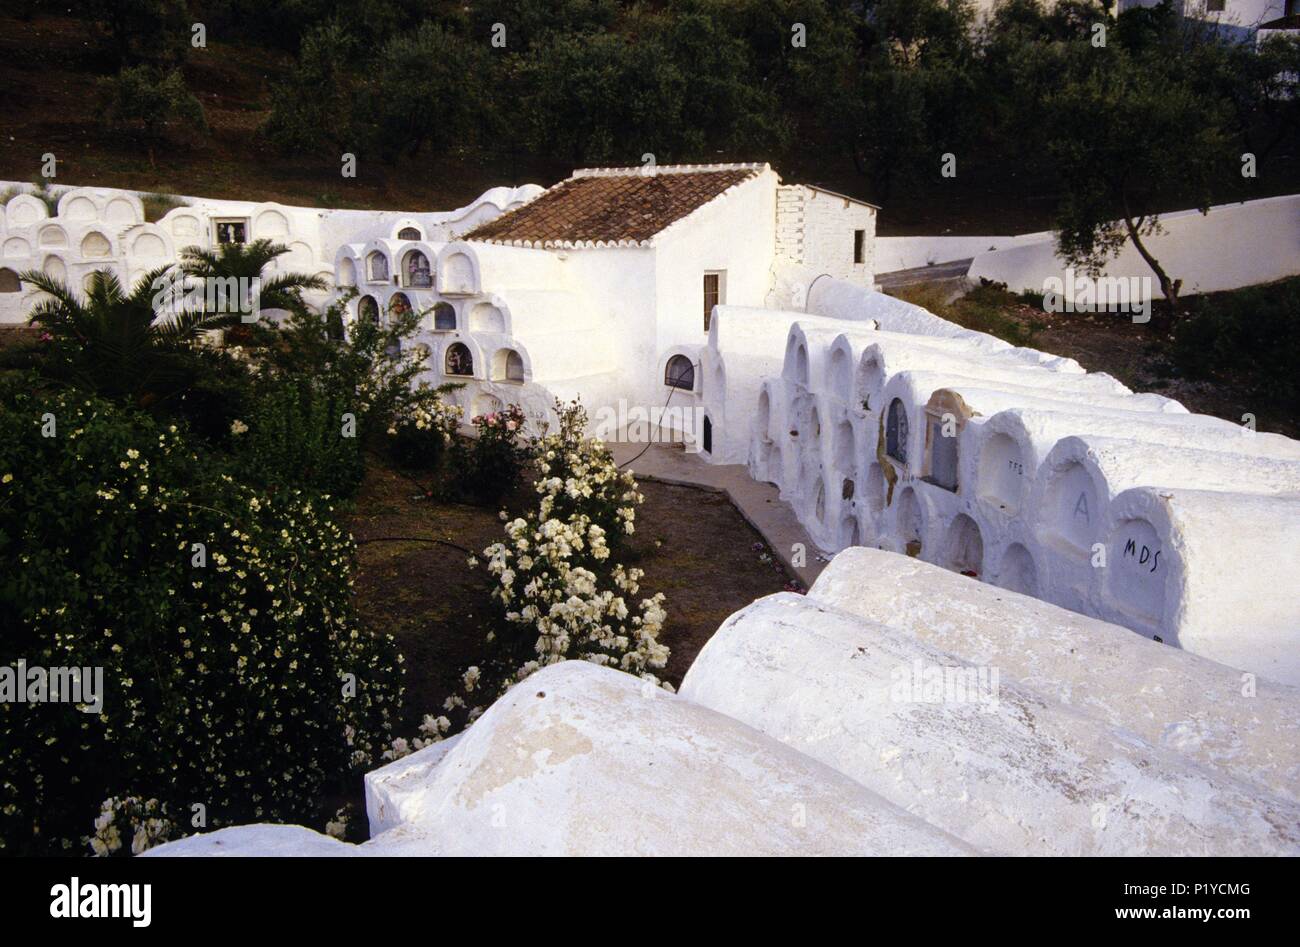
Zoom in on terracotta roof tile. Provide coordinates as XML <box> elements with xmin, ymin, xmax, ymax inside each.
<box><xmin>462</xmin><ymin>165</ymin><xmax>762</xmax><ymax>247</ymax></box>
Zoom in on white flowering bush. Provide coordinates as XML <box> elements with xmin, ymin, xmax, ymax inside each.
<box><xmin>486</xmin><ymin>400</ymin><xmax>668</xmax><ymax>682</ymax></box>
<box><xmin>87</xmin><ymin>796</ymin><xmax>175</xmax><ymax>857</ymax></box>
<box><xmin>0</xmin><ymin>383</ymin><xmax>404</xmax><ymax>855</ymax></box>
<box><xmin>390</xmin><ymin>400</ymin><xmax>670</xmax><ymax>753</ymax></box>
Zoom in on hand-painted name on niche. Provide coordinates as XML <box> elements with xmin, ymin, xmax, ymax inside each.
<box><xmin>1123</xmin><ymin>537</ymin><xmax>1161</xmax><ymax>574</ymax></box>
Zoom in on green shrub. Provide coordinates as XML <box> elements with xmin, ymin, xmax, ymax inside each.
<box><xmin>386</xmin><ymin>396</ymin><xmax>462</xmax><ymax>472</ymax></box>
<box><xmin>1172</xmin><ymin>278</ymin><xmax>1300</xmax><ymax>414</ymax></box>
<box><xmin>897</xmin><ymin>278</ymin><xmax>1043</xmax><ymax>348</ymax></box>
<box><xmin>0</xmin><ymin>385</ymin><xmax>403</xmax><ymax>855</ymax></box>
<box><xmin>232</xmin><ymin>374</ymin><xmax>367</xmax><ymax>499</ymax></box>
<box><xmin>141</xmin><ymin>192</ymin><xmax>188</xmax><ymax>223</ymax></box>
<box><xmin>236</xmin><ymin>301</ymin><xmax>461</xmax><ymax>496</ymax></box>
<box><xmin>455</xmin><ymin>404</ymin><xmax>532</xmax><ymax>504</ymax></box>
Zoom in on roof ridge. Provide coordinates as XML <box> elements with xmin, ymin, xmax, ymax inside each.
<box><xmin>571</xmin><ymin>163</ymin><xmax>768</xmax><ymax>179</ymax></box>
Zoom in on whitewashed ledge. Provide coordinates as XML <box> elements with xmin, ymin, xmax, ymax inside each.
<box><xmin>147</xmin><ymin>661</ymin><xmax>976</xmax><ymax>857</ymax></box>
<box><xmin>808</xmin><ymin>547</ymin><xmax>1300</xmax><ymax>803</ymax></box>
<box><xmin>680</xmin><ymin>592</ymin><xmax>1300</xmax><ymax>857</ymax></box>
<box><xmin>146</xmin><ymin>551</ymin><xmax>1300</xmax><ymax>857</ymax></box>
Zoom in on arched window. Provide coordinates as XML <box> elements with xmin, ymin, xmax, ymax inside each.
<box><xmin>403</xmin><ymin>250</ymin><xmax>432</xmax><ymax>288</ymax></box>
<box><xmin>397</xmin><ymin>226</ymin><xmax>422</xmax><ymax>241</ymax></box>
<box><xmin>358</xmin><ymin>295</ymin><xmax>380</xmax><ymax>325</ymax></box>
<box><xmin>665</xmin><ymin>354</ymin><xmax>695</xmax><ymax>391</ymax></box>
<box><xmin>493</xmin><ymin>349</ymin><xmax>524</xmax><ymax>382</ymax></box>
<box><xmin>0</xmin><ymin>268</ymin><xmax>21</xmax><ymax>293</ymax></box>
<box><xmin>885</xmin><ymin>398</ymin><xmax>908</xmax><ymax>464</ymax></box>
<box><xmin>367</xmin><ymin>251</ymin><xmax>389</xmax><ymax>282</ymax></box>
<box><xmin>445</xmin><ymin>342</ymin><xmax>474</xmax><ymax>376</ymax></box>
<box><xmin>388</xmin><ymin>292</ymin><xmax>412</xmax><ymax>319</ymax></box>
<box><xmin>433</xmin><ymin>302</ymin><xmax>456</xmax><ymax>331</ymax></box>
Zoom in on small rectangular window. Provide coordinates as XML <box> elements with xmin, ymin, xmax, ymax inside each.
<box><xmin>1205</xmin><ymin>0</ymin><xmax>1225</xmax><ymax>11</ymax></box>
<box><xmin>703</xmin><ymin>272</ymin><xmax>722</xmax><ymax>331</ymax></box>
<box><xmin>853</xmin><ymin>230</ymin><xmax>865</xmax><ymax>265</ymax></box>
<box><xmin>214</xmin><ymin>219</ymin><xmax>248</xmax><ymax>245</ymax></box>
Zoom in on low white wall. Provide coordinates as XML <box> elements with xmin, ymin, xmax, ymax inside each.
<box><xmin>968</xmin><ymin>194</ymin><xmax>1300</xmax><ymax>299</ymax></box>
<box><xmin>875</xmin><ymin>233</ymin><xmax>1038</xmax><ymax>273</ymax></box>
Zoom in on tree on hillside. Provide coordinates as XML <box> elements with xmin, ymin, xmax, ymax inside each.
<box><xmin>99</xmin><ymin>66</ymin><xmax>207</xmax><ymax>167</ymax></box>
<box><xmin>262</xmin><ymin>21</ymin><xmax>360</xmax><ymax>155</ymax></box>
<box><xmin>85</xmin><ymin>0</ymin><xmax>190</xmax><ymax>67</ymax></box>
<box><xmin>845</xmin><ymin>0</ymin><xmax>978</xmax><ymax>199</ymax></box>
<box><xmin>1043</xmin><ymin>24</ymin><xmax>1236</xmax><ymax>309</ymax></box>
<box><xmin>516</xmin><ymin>28</ymin><xmax>689</xmax><ymax>165</ymax></box>
<box><xmin>362</xmin><ymin>21</ymin><xmax>492</xmax><ymax>162</ymax></box>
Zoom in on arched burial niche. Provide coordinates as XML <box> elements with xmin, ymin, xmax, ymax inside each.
<box><xmin>445</xmin><ymin>342</ymin><xmax>474</xmax><ymax>377</ymax></box>
<box><xmin>403</xmin><ymin>249</ymin><xmax>432</xmax><ymax>288</ymax></box>
<box><xmin>338</xmin><ymin>258</ymin><xmax>356</xmax><ymax>287</ymax></box>
<box><xmin>38</xmin><ymin>224</ymin><xmax>67</xmax><ymax>248</ymax></box>
<box><xmin>792</xmin><ymin>342</ymin><xmax>810</xmax><ymax>386</ymax></box>
<box><xmin>440</xmin><ymin>250</ymin><xmax>476</xmax><ymax>294</ymax></box>
<box><xmin>756</xmin><ymin>388</ymin><xmax>771</xmax><ymax>440</ymax></box>
<box><xmin>472</xmin><ymin>392</ymin><xmax>503</xmax><ymax>419</ymax></box>
<box><xmin>1042</xmin><ymin>460</ymin><xmax>1102</xmax><ymax>555</ymax></box>
<box><xmin>64</xmin><ymin>195</ymin><xmax>97</xmax><ymax>221</ymax></box>
<box><xmin>42</xmin><ymin>255</ymin><xmax>66</xmax><ymax>281</ymax></box>
<box><xmin>388</xmin><ymin>292</ymin><xmax>412</xmax><ymax>319</ymax></box>
<box><xmin>832</xmin><ymin>419</ymin><xmax>855</xmax><ymax>473</ymax></box>
<box><xmin>942</xmin><ymin>513</ymin><xmax>984</xmax><ymax>577</ymax></box>
<box><xmin>358</xmin><ymin>294</ymin><xmax>380</xmax><ymax>325</ymax></box>
<box><xmin>665</xmin><ymin>354</ymin><xmax>694</xmax><ymax>391</ymax></box>
<box><xmin>856</xmin><ymin>351</ymin><xmax>885</xmax><ymax>412</ymax></box>
<box><xmin>839</xmin><ymin>510</ymin><xmax>861</xmax><ymax>549</ymax></box>
<box><xmin>1105</xmin><ymin>516</ymin><xmax>1166</xmax><ymax>625</ymax></box>
<box><xmin>468</xmin><ymin>301</ymin><xmax>505</xmax><ymax>333</ymax></box>
<box><xmin>366</xmin><ymin>251</ymin><xmax>389</xmax><ymax>283</ymax></box>
<box><xmin>81</xmin><ymin>231</ymin><xmax>111</xmax><ymax>259</ymax></box>
<box><xmin>492</xmin><ymin>348</ymin><xmax>525</xmax><ymax>382</ymax></box>
<box><xmin>829</xmin><ymin>346</ymin><xmax>853</xmax><ymax>403</ymax></box>
<box><xmin>977</xmin><ymin>431</ymin><xmax>1027</xmax><ymax>514</ymax></box>
<box><xmin>0</xmin><ymin>268</ymin><xmax>21</xmax><ymax>293</ymax></box>
<box><xmin>884</xmin><ymin>397</ymin><xmax>908</xmax><ymax>465</ymax></box>
<box><xmin>432</xmin><ymin>302</ymin><xmax>456</xmax><ymax>331</ymax></box>
<box><xmin>993</xmin><ymin>542</ymin><xmax>1038</xmax><ymax>597</ymax></box>
<box><xmin>896</xmin><ymin>486</ymin><xmax>924</xmax><ymax>558</ymax></box>
<box><xmin>921</xmin><ymin>389</ymin><xmax>970</xmax><ymax>494</ymax></box>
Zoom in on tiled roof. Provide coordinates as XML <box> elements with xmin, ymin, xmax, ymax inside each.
<box><xmin>462</xmin><ymin>164</ymin><xmax>766</xmax><ymax>248</ymax></box>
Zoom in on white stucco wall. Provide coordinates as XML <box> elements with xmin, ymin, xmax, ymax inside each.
<box><xmin>968</xmin><ymin>194</ymin><xmax>1300</xmax><ymax>300</ymax></box>
<box><xmin>776</xmin><ymin>185</ymin><xmax>877</xmax><ymax>284</ymax></box>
